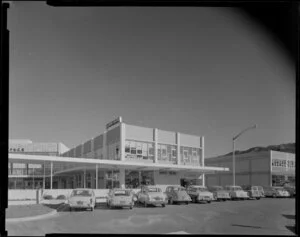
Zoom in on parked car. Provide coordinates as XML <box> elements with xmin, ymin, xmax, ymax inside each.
<box><xmin>241</xmin><ymin>185</ymin><xmax>261</xmax><ymax>200</ymax></box>
<box><xmin>137</xmin><ymin>185</ymin><xmax>166</xmax><ymax>207</ymax></box>
<box><xmin>224</xmin><ymin>185</ymin><xmax>249</xmax><ymax>200</ymax></box>
<box><xmin>283</xmin><ymin>186</ymin><xmax>296</xmax><ymax>198</ymax></box>
<box><xmin>257</xmin><ymin>186</ymin><xmax>265</xmax><ymax>198</ymax></box>
<box><xmin>68</xmin><ymin>189</ymin><xmax>96</xmax><ymax>211</ymax></box>
<box><xmin>187</xmin><ymin>185</ymin><xmax>214</xmax><ymax>203</ymax></box>
<box><xmin>207</xmin><ymin>186</ymin><xmax>231</xmax><ymax>201</ymax></box>
<box><xmin>106</xmin><ymin>188</ymin><xmax>134</xmax><ymax>209</ymax></box>
<box><xmin>263</xmin><ymin>186</ymin><xmax>290</xmax><ymax>198</ymax></box>
<box><xmin>165</xmin><ymin>185</ymin><xmax>191</xmax><ymax>204</ymax></box>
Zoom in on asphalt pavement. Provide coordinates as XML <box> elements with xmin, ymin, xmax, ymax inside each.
<box><xmin>6</xmin><ymin>198</ymin><xmax>296</xmax><ymax>235</ymax></box>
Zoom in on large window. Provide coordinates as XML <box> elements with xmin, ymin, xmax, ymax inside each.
<box><xmin>125</xmin><ymin>140</ymin><xmax>154</xmax><ymax>161</ymax></box>
<box><xmin>180</xmin><ymin>146</ymin><xmax>201</xmax><ymax>165</ymax></box>
<box><xmin>157</xmin><ymin>143</ymin><xmax>177</xmax><ymax>163</ymax></box>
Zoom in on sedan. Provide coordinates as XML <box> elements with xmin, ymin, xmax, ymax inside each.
<box><xmin>107</xmin><ymin>188</ymin><xmax>134</xmax><ymax>209</ymax></box>
<box><xmin>137</xmin><ymin>185</ymin><xmax>166</xmax><ymax>207</ymax></box>
<box><xmin>165</xmin><ymin>186</ymin><xmax>192</xmax><ymax>204</ymax></box>
<box><xmin>224</xmin><ymin>185</ymin><xmax>249</xmax><ymax>200</ymax></box>
<box><xmin>263</xmin><ymin>186</ymin><xmax>290</xmax><ymax>198</ymax></box>
<box><xmin>207</xmin><ymin>186</ymin><xmax>231</xmax><ymax>201</ymax></box>
<box><xmin>68</xmin><ymin>189</ymin><xmax>96</xmax><ymax>211</ymax></box>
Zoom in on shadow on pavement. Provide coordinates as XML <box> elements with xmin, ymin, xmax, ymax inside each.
<box><xmin>282</xmin><ymin>214</ymin><xmax>295</xmax><ymax>220</ymax></box>
<box><xmin>285</xmin><ymin>225</ymin><xmax>296</xmax><ymax>235</ymax></box>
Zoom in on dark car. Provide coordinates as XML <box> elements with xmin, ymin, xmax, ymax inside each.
<box><xmin>241</xmin><ymin>185</ymin><xmax>261</xmax><ymax>200</ymax></box>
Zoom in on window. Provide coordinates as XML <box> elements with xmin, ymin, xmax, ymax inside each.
<box><xmin>172</xmin><ymin>148</ymin><xmax>176</xmax><ymax>157</ymax></box>
<box><xmin>131</xmin><ymin>147</ymin><xmax>136</xmax><ymax>154</ymax></box>
<box><xmin>125</xmin><ymin>141</ymin><xmax>130</xmax><ymax>153</ymax></box>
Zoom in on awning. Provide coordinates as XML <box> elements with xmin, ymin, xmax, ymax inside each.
<box><xmin>9</xmin><ymin>153</ymin><xmax>229</xmax><ymax>175</ymax></box>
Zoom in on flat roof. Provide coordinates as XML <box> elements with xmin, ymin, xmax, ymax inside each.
<box><xmin>9</xmin><ymin>153</ymin><xmax>229</xmax><ymax>174</ymax></box>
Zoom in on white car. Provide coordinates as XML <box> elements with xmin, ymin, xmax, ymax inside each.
<box><xmin>68</xmin><ymin>189</ymin><xmax>96</xmax><ymax>211</ymax></box>
<box><xmin>187</xmin><ymin>185</ymin><xmax>214</xmax><ymax>203</ymax></box>
<box><xmin>137</xmin><ymin>185</ymin><xmax>167</xmax><ymax>207</ymax></box>
<box><xmin>225</xmin><ymin>185</ymin><xmax>249</xmax><ymax>200</ymax></box>
<box><xmin>273</xmin><ymin>187</ymin><xmax>290</xmax><ymax>198</ymax></box>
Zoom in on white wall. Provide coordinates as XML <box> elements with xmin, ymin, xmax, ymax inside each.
<box><xmin>180</xmin><ymin>133</ymin><xmax>201</xmax><ymax>147</ymax></box>
<box><xmin>125</xmin><ymin>124</ymin><xmax>154</xmax><ymax>142</ymax></box>
<box><xmin>157</xmin><ymin>130</ymin><xmax>176</xmax><ymax>144</ymax></box>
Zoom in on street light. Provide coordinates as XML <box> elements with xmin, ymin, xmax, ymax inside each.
<box><xmin>232</xmin><ymin>124</ymin><xmax>257</xmax><ymax>186</ymax></box>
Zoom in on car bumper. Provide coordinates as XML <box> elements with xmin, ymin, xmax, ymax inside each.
<box><xmin>197</xmin><ymin>196</ymin><xmax>213</xmax><ymax>202</ymax></box>
<box><xmin>146</xmin><ymin>200</ymin><xmax>165</xmax><ymax>205</ymax></box>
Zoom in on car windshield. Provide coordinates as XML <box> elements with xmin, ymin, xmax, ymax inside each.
<box><xmin>148</xmin><ymin>188</ymin><xmax>161</xmax><ymax>192</ymax></box>
<box><xmin>114</xmin><ymin>190</ymin><xmax>131</xmax><ymax>196</ymax></box>
<box><xmin>213</xmin><ymin>186</ymin><xmax>224</xmax><ymax>191</ymax></box>
<box><xmin>71</xmin><ymin>190</ymin><xmax>92</xmax><ymax>197</ymax></box>
<box><xmin>233</xmin><ymin>187</ymin><xmax>242</xmax><ymax>191</ymax></box>
<box><xmin>197</xmin><ymin>187</ymin><xmax>208</xmax><ymax>192</ymax></box>
<box><xmin>274</xmin><ymin>187</ymin><xmax>284</xmax><ymax>191</ymax></box>
<box><xmin>173</xmin><ymin>187</ymin><xmax>186</xmax><ymax>191</ymax></box>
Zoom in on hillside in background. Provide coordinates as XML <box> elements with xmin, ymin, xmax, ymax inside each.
<box><xmin>224</xmin><ymin>142</ymin><xmax>295</xmax><ymax>156</ymax></box>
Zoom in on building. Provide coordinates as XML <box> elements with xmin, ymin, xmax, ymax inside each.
<box><xmin>205</xmin><ymin>150</ymin><xmax>295</xmax><ymax>187</ymax></box>
<box><xmin>8</xmin><ymin>139</ymin><xmax>69</xmax><ymax>189</ymax></box>
<box><xmin>8</xmin><ymin>117</ymin><xmax>229</xmax><ymax>190</ymax></box>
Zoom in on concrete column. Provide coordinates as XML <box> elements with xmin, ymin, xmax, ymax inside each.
<box><xmin>202</xmin><ymin>173</ymin><xmax>205</xmax><ymax>186</ymax></box>
<box><xmin>103</xmin><ymin>132</ymin><xmax>107</xmax><ymax>160</ymax></box>
<box><xmin>176</xmin><ymin>132</ymin><xmax>180</xmax><ymax>165</ymax></box>
<box><xmin>154</xmin><ymin>128</ymin><xmax>158</xmax><ymax>163</ymax></box>
<box><xmin>96</xmin><ymin>164</ymin><xmax>98</xmax><ymax>189</ymax></box>
<box><xmin>84</xmin><ymin>168</ymin><xmax>86</xmax><ymax>188</ymax></box>
<box><xmin>119</xmin><ymin>168</ymin><xmax>125</xmax><ymax>188</ymax></box>
<box><xmin>120</xmin><ymin>123</ymin><xmax>126</xmax><ymax>161</ymax></box>
<box><xmin>201</xmin><ymin>136</ymin><xmax>205</xmax><ymax>167</ymax></box>
<box><xmin>43</xmin><ymin>162</ymin><xmax>45</xmax><ymax>190</ymax></box>
<box><xmin>50</xmin><ymin>161</ymin><xmax>53</xmax><ymax>190</ymax></box>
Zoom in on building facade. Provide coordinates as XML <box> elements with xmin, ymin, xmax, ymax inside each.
<box><xmin>8</xmin><ymin>139</ymin><xmax>69</xmax><ymax>189</ymax></box>
<box><xmin>205</xmin><ymin>150</ymin><xmax>295</xmax><ymax>187</ymax></box>
<box><xmin>58</xmin><ymin>117</ymin><xmax>207</xmax><ymax>189</ymax></box>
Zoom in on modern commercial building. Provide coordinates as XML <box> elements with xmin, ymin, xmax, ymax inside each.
<box><xmin>205</xmin><ymin>150</ymin><xmax>295</xmax><ymax>187</ymax></box>
<box><xmin>8</xmin><ymin>117</ymin><xmax>229</xmax><ymax>190</ymax></box>
<box><xmin>8</xmin><ymin>139</ymin><xmax>69</xmax><ymax>189</ymax></box>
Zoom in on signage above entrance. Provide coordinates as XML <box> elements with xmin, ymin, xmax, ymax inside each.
<box><xmin>106</xmin><ymin>117</ymin><xmax>122</xmax><ymax>130</ymax></box>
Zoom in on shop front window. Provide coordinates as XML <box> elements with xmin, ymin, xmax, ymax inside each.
<box><xmin>125</xmin><ymin>170</ymin><xmax>140</xmax><ymax>189</ymax></box>
<box><xmin>125</xmin><ymin>140</ymin><xmax>154</xmax><ymax>162</ymax></box>
<box><xmin>141</xmin><ymin>171</ymin><xmax>154</xmax><ymax>186</ymax></box>
<box><xmin>105</xmin><ymin>170</ymin><xmax>120</xmax><ymax>189</ymax></box>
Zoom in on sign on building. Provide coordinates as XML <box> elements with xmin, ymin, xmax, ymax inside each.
<box><xmin>106</xmin><ymin>117</ymin><xmax>122</xmax><ymax>130</ymax></box>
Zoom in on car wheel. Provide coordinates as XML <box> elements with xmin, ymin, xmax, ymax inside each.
<box><xmin>90</xmin><ymin>207</ymin><xmax>94</xmax><ymax>211</ymax></box>
<box><xmin>193</xmin><ymin>197</ymin><xmax>197</xmax><ymax>203</ymax></box>
<box><xmin>272</xmin><ymin>194</ymin><xmax>276</xmax><ymax>198</ymax></box>
<box><xmin>185</xmin><ymin>201</ymin><xmax>189</xmax><ymax>205</ymax></box>
<box><xmin>70</xmin><ymin>207</ymin><xmax>73</xmax><ymax>212</ymax></box>
<box><xmin>162</xmin><ymin>203</ymin><xmax>165</xmax><ymax>207</ymax></box>
<box><xmin>256</xmin><ymin>197</ymin><xmax>260</xmax><ymax>200</ymax></box>
<box><xmin>170</xmin><ymin>199</ymin><xmax>173</xmax><ymax>205</ymax></box>
<box><xmin>130</xmin><ymin>205</ymin><xmax>133</xmax><ymax>209</ymax></box>
<box><xmin>207</xmin><ymin>201</ymin><xmax>211</xmax><ymax>204</ymax></box>
<box><xmin>144</xmin><ymin>201</ymin><xmax>147</xmax><ymax>207</ymax></box>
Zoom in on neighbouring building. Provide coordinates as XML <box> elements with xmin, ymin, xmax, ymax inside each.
<box><xmin>205</xmin><ymin>150</ymin><xmax>295</xmax><ymax>187</ymax></box>
<box><xmin>8</xmin><ymin>139</ymin><xmax>69</xmax><ymax>189</ymax></box>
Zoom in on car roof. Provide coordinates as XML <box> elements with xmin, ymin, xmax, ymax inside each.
<box><xmin>145</xmin><ymin>185</ymin><xmax>160</xmax><ymax>188</ymax></box>
<box><xmin>72</xmin><ymin>188</ymin><xmax>93</xmax><ymax>191</ymax></box>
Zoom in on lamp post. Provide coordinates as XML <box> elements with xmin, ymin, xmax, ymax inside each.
<box><xmin>232</xmin><ymin>124</ymin><xmax>257</xmax><ymax>186</ymax></box>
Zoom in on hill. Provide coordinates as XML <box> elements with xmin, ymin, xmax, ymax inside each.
<box><xmin>224</xmin><ymin>142</ymin><xmax>295</xmax><ymax>156</ymax></box>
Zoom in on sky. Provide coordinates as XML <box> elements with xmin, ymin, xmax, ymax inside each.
<box><xmin>7</xmin><ymin>2</ymin><xmax>295</xmax><ymax>158</ymax></box>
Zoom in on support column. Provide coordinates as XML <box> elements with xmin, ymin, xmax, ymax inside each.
<box><xmin>43</xmin><ymin>162</ymin><xmax>45</xmax><ymax>190</ymax></box>
<box><xmin>50</xmin><ymin>161</ymin><xmax>53</xmax><ymax>190</ymax></box>
<box><xmin>96</xmin><ymin>164</ymin><xmax>98</xmax><ymax>189</ymax></box>
<box><xmin>119</xmin><ymin>168</ymin><xmax>125</xmax><ymax>189</ymax></box>
<box><xmin>120</xmin><ymin>123</ymin><xmax>126</xmax><ymax>161</ymax></box>
<box><xmin>202</xmin><ymin>173</ymin><xmax>205</xmax><ymax>186</ymax></box>
<box><xmin>201</xmin><ymin>136</ymin><xmax>205</xmax><ymax>167</ymax></box>
<box><xmin>84</xmin><ymin>168</ymin><xmax>86</xmax><ymax>188</ymax></box>
<box><xmin>176</xmin><ymin>132</ymin><xmax>181</xmax><ymax>165</ymax></box>
<box><xmin>154</xmin><ymin>128</ymin><xmax>158</xmax><ymax>163</ymax></box>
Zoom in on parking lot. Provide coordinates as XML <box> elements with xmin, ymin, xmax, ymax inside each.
<box><xmin>6</xmin><ymin>198</ymin><xmax>295</xmax><ymax>235</ymax></box>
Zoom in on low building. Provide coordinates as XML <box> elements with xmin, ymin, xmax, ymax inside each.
<box><xmin>8</xmin><ymin>139</ymin><xmax>69</xmax><ymax>189</ymax></box>
<box><xmin>205</xmin><ymin>150</ymin><xmax>295</xmax><ymax>187</ymax></box>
